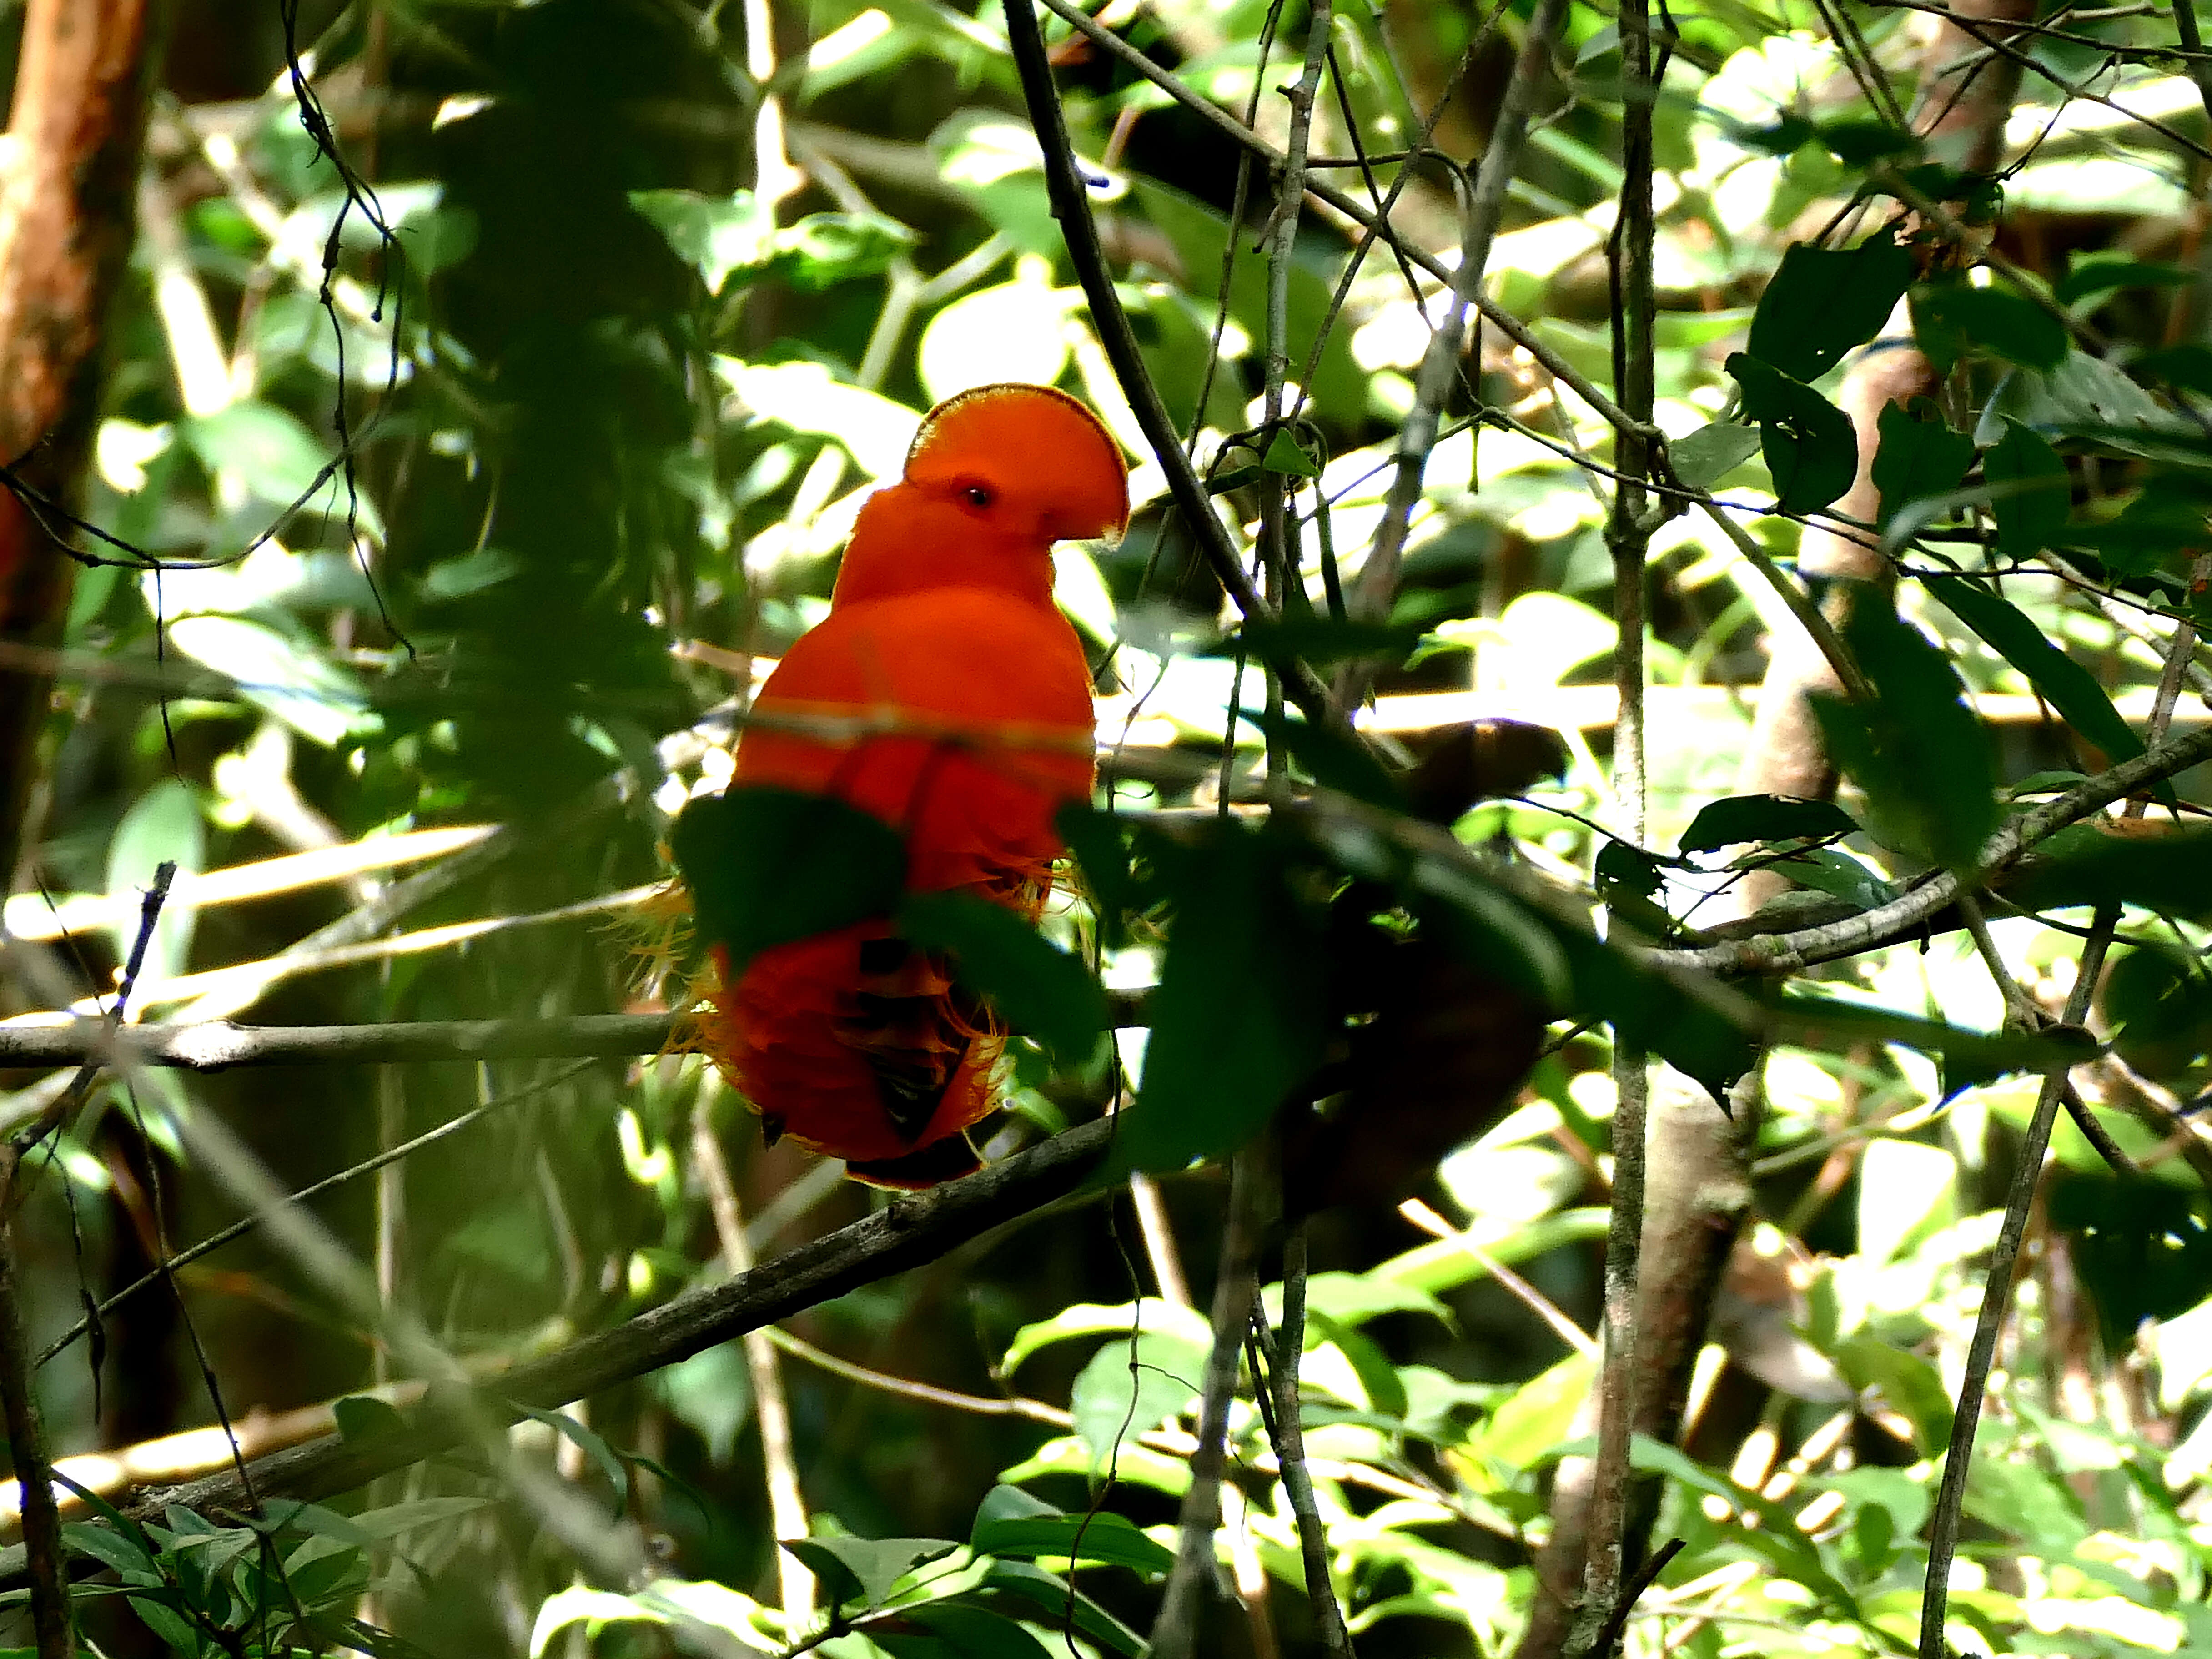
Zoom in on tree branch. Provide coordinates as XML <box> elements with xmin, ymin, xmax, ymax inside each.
<box><xmin>0</xmin><ymin>1115</ymin><xmax>1118</xmax><ymax>1588</ymax></box>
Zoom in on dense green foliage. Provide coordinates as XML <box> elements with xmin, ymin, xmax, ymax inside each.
<box><xmin>5</xmin><ymin>0</ymin><xmax>2212</xmax><ymax>1655</ymax></box>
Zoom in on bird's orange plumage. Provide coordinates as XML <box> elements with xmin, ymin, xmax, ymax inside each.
<box><xmin>697</xmin><ymin>384</ymin><xmax>1127</xmax><ymax>1185</ymax></box>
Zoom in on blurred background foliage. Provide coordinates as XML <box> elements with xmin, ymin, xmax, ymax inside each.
<box><xmin>1</xmin><ymin>0</ymin><xmax>2212</xmax><ymax>1654</ymax></box>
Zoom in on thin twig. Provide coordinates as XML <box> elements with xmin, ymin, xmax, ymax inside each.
<box><xmin>1027</xmin><ymin>0</ymin><xmax>1651</xmax><ymax>441</ymax></box>
<box><xmin>999</xmin><ymin>0</ymin><xmax>1342</xmax><ymax>729</ymax></box>
<box><xmin>1151</xmin><ymin>1149</ymin><xmax>1271</xmax><ymax>1659</ymax></box>
<box><xmin>1261</xmin><ymin>1219</ymin><xmax>1355</xmax><ymax>1659</ymax></box>
<box><xmin>694</xmin><ymin>1081</ymin><xmax>814</xmax><ymax>1622</ymax></box>
<box><xmin>1344</xmin><ymin>0</ymin><xmax>1565</xmax><ymax>638</ymax></box>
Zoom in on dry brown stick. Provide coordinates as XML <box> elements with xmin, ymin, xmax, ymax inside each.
<box><xmin>0</xmin><ymin>1173</ymin><xmax>70</xmax><ymax>1658</ymax></box>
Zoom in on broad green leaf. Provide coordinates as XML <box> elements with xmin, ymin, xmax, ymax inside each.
<box><xmin>2055</xmin><ymin>258</ymin><xmax>2193</xmax><ymax>307</ymax></box>
<box><xmin>1460</xmin><ymin>1352</ymin><xmax>1593</xmax><ymax>1480</ymax></box>
<box><xmin>1835</xmin><ymin>1337</ymin><xmax>1954</xmax><ymax>1456</ymax></box>
<box><xmin>1978</xmin><ymin>349</ymin><xmax>2187</xmax><ymax>459</ymax></box>
<box><xmin>970</xmin><ymin>1512</ymin><xmax>1176</xmax><ymax>1576</ymax></box>
<box><xmin>179</xmin><ymin>400</ymin><xmax>330</xmax><ymax>503</ymax></box>
<box><xmin>1112</xmin><ymin>824</ymin><xmax>1327</xmax><ymax>1174</ymax></box>
<box><xmin>1871</xmin><ymin>402</ymin><xmax>1975</xmax><ymax>532</ymax></box>
<box><xmin>999</xmin><ymin>1300</ymin><xmax>1212</xmax><ymax>1374</ymax></box>
<box><xmin>1307</xmin><ymin>1309</ymin><xmax>1413</xmax><ymax>1420</ymax></box>
<box><xmin>892</xmin><ymin>1604</ymin><xmax>1057</xmax><ymax>1659</ymax></box>
<box><xmin>1810</xmin><ymin>598</ymin><xmax>1998</xmax><ymax>870</ymax></box>
<box><xmin>670</xmin><ymin>787</ymin><xmax>907</xmax><ymax>978</ymax></box>
<box><xmin>1270</xmin><ymin>1270</ymin><xmax>1454</xmax><ymax>1330</ymax></box>
<box><xmin>1261</xmin><ymin>427</ymin><xmax>1322</xmax><ymax>478</ymax></box>
<box><xmin>1912</xmin><ymin>279</ymin><xmax>2069</xmax><ymax>373</ymax></box>
<box><xmin>629</xmin><ymin>188</ymin><xmax>774</xmax><ymax>292</ymax></box>
<box><xmin>63</xmin><ymin>1523</ymin><xmax>158</xmax><ymax>1581</ymax></box>
<box><xmin>166</xmin><ymin>615</ymin><xmax>379</xmax><ymax>747</ymax></box>
<box><xmin>1069</xmin><ymin>1330</ymin><xmax>1207</xmax><ymax>1467</ymax></box>
<box><xmin>1765</xmin><ymin>845</ymin><xmax>1896</xmax><ymax>912</ymax></box>
<box><xmin>2132</xmin><ymin>342</ymin><xmax>2212</xmax><ymax>396</ymax></box>
<box><xmin>1726</xmin><ymin>352</ymin><xmax>1858</xmax><ymax>513</ymax></box>
<box><xmin>781</xmin><ymin>1537</ymin><xmax>960</xmax><ymax>1611</ymax></box>
<box><xmin>1679</xmin><ymin>794</ymin><xmax>1857</xmax><ymax>853</ymax></box>
<box><xmin>896</xmin><ymin>890</ymin><xmax>1108</xmax><ymax>1064</ymax></box>
<box><xmin>1746</xmin><ymin>234</ymin><xmax>1914</xmax><ymax>382</ymax></box>
<box><xmin>1923</xmin><ymin>572</ymin><xmax>2156</xmax><ymax>794</ymax></box>
<box><xmin>982</xmin><ymin>1561</ymin><xmax>1147</xmax><ymax>1657</ymax></box>
<box><xmin>1981</xmin><ymin>420</ymin><xmax>2070</xmax><ymax>558</ymax></box>
<box><xmin>1667</xmin><ymin>420</ymin><xmax>1761</xmax><ymax>489</ymax></box>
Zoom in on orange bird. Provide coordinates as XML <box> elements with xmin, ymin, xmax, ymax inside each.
<box><xmin>688</xmin><ymin>383</ymin><xmax>1127</xmax><ymax>1186</ymax></box>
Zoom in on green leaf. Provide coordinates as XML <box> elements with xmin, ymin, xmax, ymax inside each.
<box><xmin>1810</xmin><ymin>598</ymin><xmax>1998</xmax><ymax>869</ymax></box>
<box><xmin>1069</xmin><ymin>1331</ymin><xmax>1207</xmax><ymax>1468</ymax></box>
<box><xmin>1726</xmin><ymin>352</ymin><xmax>1859</xmax><ymax>513</ymax></box>
<box><xmin>1981</xmin><ymin>420</ymin><xmax>2070</xmax><ymax>558</ymax></box>
<box><xmin>179</xmin><ymin>400</ymin><xmax>331</xmax><ymax>503</ymax></box>
<box><xmin>781</xmin><ymin>1537</ymin><xmax>960</xmax><ymax>1611</ymax></box>
<box><xmin>1679</xmin><ymin>794</ymin><xmax>1858</xmax><ymax>854</ymax></box>
<box><xmin>998</xmin><ymin>1300</ymin><xmax>1212</xmax><ymax>1374</ymax></box>
<box><xmin>166</xmin><ymin>615</ymin><xmax>379</xmax><ymax>748</ymax></box>
<box><xmin>1747</xmin><ymin>234</ymin><xmax>1915</xmax><ymax>382</ymax></box>
<box><xmin>1912</xmin><ymin>279</ymin><xmax>2070</xmax><ymax>373</ymax></box>
<box><xmin>629</xmin><ymin>188</ymin><xmax>774</xmax><ymax>292</ymax></box>
<box><xmin>893</xmin><ymin>1604</ymin><xmax>1057</xmax><ymax>1659</ymax></box>
<box><xmin>1835</xmin><ymin>1338</ymin><xmax>1954</xmax><ymax>1455</ymax></box>
<box><xmin>1112</xmin><ymin>825</ymin><xmax>1326</xmax><ymax>1175</ymax></box>
<box><xmin>2055</xmin><ymin>258</ymin><xmax>2194</xmax><ymax>307</ymax></box>
<box><xmin>130</xmin><ymin>1596</ymin><xmax>205</xmax><ymax>1654</ymax></box>
<box><xmin>514</xmin><ymin>1404</ymin><xmax>629</xmax><ymax>1506</ymax></box>
<box><xmin>2131</xmin><ymin>342</ymin><xmax>2212</xmax><ymax>397</ymax></box>
<box><xmin>1667</xmin><ymin>420</ymin><xmax>1762</xmax><ymax>489</ymax></box>
<box><xmin>1979</xmin><ymin>348</ymin><xmax>2187</xmax><ymax>459</ymax></box>
<box><xmin>1767</xmin><ymin>845</ymin><xmax>1896</xmax><ymax>912</ymax></box>
<box><xmin>1871</xmin><ymin>402</ymin><xmax>1976</xmax><ymax>533</ymax></box>
<box><xmin>1767</xmin><ymin>993</ymin><xmax>2098</xmax><ymax>1091</ymax></box>
<box><xmin>982</xmin><ymin>1561</ymin><xmax>1146</xmax><ymax>1657</ymax></box>
<box><xmin>1923</xmin><ymin>573</ymin><xmax>2158</xmax><ymax>798</ymax></box>
<box><xmin>63</xmin><ymin>1522</ymin><xmax>159</xmax><ymax>1582</ymax></box>
<box><xmin>670</xmin><ymin>787</ymin><xmax>907</xmax><ymax>978</ymax></box>
<box><xmin>971</xmin><ymin>1512</ymin><xmax>1176</xmax><ymax>1576</ymax></box>
<box><xmin>1307</xmin><ymin>1309</ymin><xmax>1412</xmax><ymax>1419</ymax></box>
<box><xmin>895</xmin><ymin>891</ymin><xmax>1108</xmax><ymax>1064</ymax></box>
<box><xmin>1261</xmin><ymin>427</ymin><xmax>1322</xmax><ymax>478</ymax></box>
<box><xmin>332</xmin><ymin>1395</ymin><xmax>408</xmax><ymax>1443</ymax></box>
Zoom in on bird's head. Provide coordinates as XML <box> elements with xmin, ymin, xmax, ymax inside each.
<box><xmin>832</xmin><ymin>384</ymin><xmax>1130</xmax><ymax>607</ymax></box>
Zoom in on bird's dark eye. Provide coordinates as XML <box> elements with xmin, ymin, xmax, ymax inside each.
<box><xmin>963</xmin><ymin>484</ymin><xmax>994</xmax><ymax>508</ymax></box>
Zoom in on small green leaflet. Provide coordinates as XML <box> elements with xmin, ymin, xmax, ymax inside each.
<box><xmin>1871</xmin><ymin>403</ymin><xmax>1975</xmax><ymax>534</ymax></box>
<box><xmin>1981</xmin><ymin>420</ymin><xmax>2070</xmax><ymax>558</ymax></box>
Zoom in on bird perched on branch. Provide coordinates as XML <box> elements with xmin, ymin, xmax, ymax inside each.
<box><xmin>671</xmin><ymin>383</ymin><xmax>1128</xmax><ymax>1187</ymax></box>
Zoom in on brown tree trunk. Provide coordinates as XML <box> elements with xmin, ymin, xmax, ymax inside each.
<box><xmin>0</xmin><ymin>8</ymin><xmax>168</xmax><ymax>1656</ymax></box>
<box><xmin>0</xmin><ymin>0</ymin><xmax>170</xmax><ymax>891</ymax></box>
